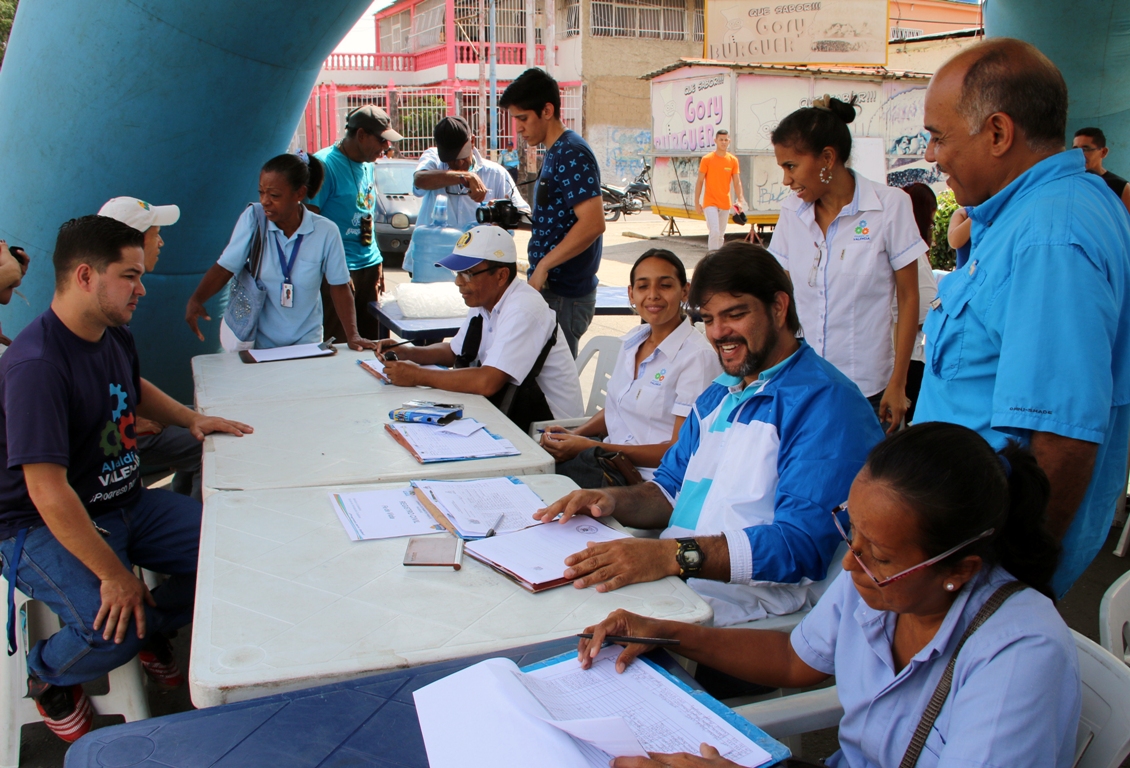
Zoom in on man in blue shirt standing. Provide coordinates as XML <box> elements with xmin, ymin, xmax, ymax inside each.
<box><xmin>536</xmin><ymin>244</ymin><xmax>883</xmax><ymax>626</ymax></box>
<box><xmin>916</xmin><ymin>38</ymin><xmax>1130</xmax><ymax>597</ymax></box>
<box><xmin>308</xmin><ymin>105</ymin><xmax>402</xmax><ymax>341</ymax></box>
<box><xmin>501</xmin><ymin>69</ymin><xmax>606</xmax><ymax>357</ymax></box>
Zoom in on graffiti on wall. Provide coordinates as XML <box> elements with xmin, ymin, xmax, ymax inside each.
<box><xmin>590</xmin><ymin>125</ymin><xmax>653</xmax><ymax>184</ymax></box>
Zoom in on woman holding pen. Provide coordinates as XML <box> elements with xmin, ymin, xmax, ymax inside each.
<box><xmin>767</xmin><ymin>96</ymin><xmax>923</xmax><ymax>432</ymax></box>
<box><xmin>579</xmin><ymin>423</ymin><xmax>1080</xmax><ymax>768</ymax></box>
<box><xmin>539</xmin><ymin>249</ymin><xmax>720</xmax><ymax>487</ymax></box>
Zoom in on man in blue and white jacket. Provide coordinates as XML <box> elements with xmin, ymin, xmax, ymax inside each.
<box><xmin>537</xmin><ymin>243</ymin><xmax>883</xmax><ymax>625</ymax></box>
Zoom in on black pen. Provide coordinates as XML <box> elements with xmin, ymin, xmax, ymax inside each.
<box><xmin>576</xmin><ymin>633</ymin><xmax>681</xmax><ymax>647</ymax></box>
<box><xmin>379</xmin><ymin>340</ymin><xmax>411</xmax><ymax>353</ymax></box>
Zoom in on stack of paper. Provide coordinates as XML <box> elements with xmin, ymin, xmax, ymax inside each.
<box><xmin>240</xmin><ymin>343</ymin><xmax>333</xmax><ymax>363</ymax></box>
<box><xmin>356</xmin><ymin>358</ymin><xmax>387</xmax><ymax>382</ymax></box>
<box><xmin>464</xmin><ymin>517</ymin><xmax>630</xmax><ymax>592</ymax></box>
<box><xmin>385</xmin><ymin>421</ymin><xmax>519</xmax><ymax>463</ymax></box>
<box><xmin>411</xmin><ymin>477</ymin><xmax>545</xmax><ymax>539</ymax></box>
<box><xmin>414</xmin><ymin>646</ymin><xmax>779</xmax><ymax>768</ymax></box>
<box><xmin>329</xmin><ymin>488</ymin><xmax>445</xmax><ymax>541</ymax></box>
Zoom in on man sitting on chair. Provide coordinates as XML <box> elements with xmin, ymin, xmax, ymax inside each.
<box><xmin>374</xmin><ymin>226</ymin><xmax>583</xmax><ymax>432</ymax></box>
<box><xmin>534</xmin><ymin>243</ymin><xmax>884</xmax><ymax>626</ymax></box>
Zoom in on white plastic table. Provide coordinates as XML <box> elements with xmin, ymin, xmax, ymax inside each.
<box><xmin>189</xmin><ymin>475</ymin><xmax>713</xmax><ymax>706</ymax></box>
<box><xmin>192</xmin><ymin>349</ymin><xmax>388</xmax><ymax>410</ymax></box>
<box><xmin>199</xmin><ymin>389</ymin><xmax>554</xmax><ymax>493</ymax></box>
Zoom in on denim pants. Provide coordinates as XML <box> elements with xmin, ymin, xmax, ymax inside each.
<box><xmin>0</xmin><ymin>488</ymin><xmax>200</xmax><ymax>687</ymax></box>
<box><xmin>138</xmin><ymin>425</ymin><xmax>203</xmax><ymax>500</ymax></box>
<box><xmin>541</xmin><ymin>286</ymin><xmax>596</xmax><ymax>359</ymax></box>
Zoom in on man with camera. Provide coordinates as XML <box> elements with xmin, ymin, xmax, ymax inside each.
<box><xmin>405</xmin><ymin>116</ymin><xmax>528</xmax><ymax>274</ymax></box>
<box><xmin>374</xmin><ymin>226</ymin><xmax>583</xmax><ymax>432</ymax></box>
<box><xmin>307</xmin><ymin>105</ymin><xmax>402</xmax><ymax>340</ymax></box>
<box><xmin>501</xmin><ymin>69</ymin><xmax>605</xmax><ymax>358</ymax></box>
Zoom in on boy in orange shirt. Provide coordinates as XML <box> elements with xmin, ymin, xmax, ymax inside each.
<box><xmin>694</xmin><ymin>130</ymin><xmax>746</xmax><ymax>250</ymax></box>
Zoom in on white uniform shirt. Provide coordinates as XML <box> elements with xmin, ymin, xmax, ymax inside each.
<box><xmin>451</xmin><ymin>278</ymin><xmax>584</xmax><ymax>420</ymax></box>
<box><xmin>603</xmin><ymin>319</ymin><xmax>721</xmax><ymax>480</ymax></box>
<box><xmin>769</xmin><ymin>171</ymin><xmax>926</xmax><ymax>397</ymax></box>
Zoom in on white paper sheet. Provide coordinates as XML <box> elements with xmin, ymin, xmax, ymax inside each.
<box><xmin>413</xmin><ymin>648</ymin><xmax>773</xmax><ymax>768</ymax></box>
<box><xmin>464</xmin><ymin>517</ymin><xmax>629</xmax><ymax>585</ymax></box>
<box><xmin>329</xmin><ymin>488</ymin><xmax>445</xmax><ymax>541</ymax></box>
<box><xmin>523</xmin><ymin>647</ymin><xmax>772</xmax><ymax>767</ymax></box>
<box><xmin>439</xmin><ymin>418</ymin><xmax>486</xmax><ymax>436</ymax></box>
<box><xmin>412</xmin><ymin>477</ymin><xmax>545</xmax><ymax>537</ymax></box>
<box><xmin>357</xmin><ymin>358</ymin><xmax>387</xmax><ymax>381</ymax></box>
<box><xmin>389</xmin><ymin>422</ymin><xmax>519</xmax><ymax>461</ymax></box>
<box><xmin>246</xmin><ymin>343</ymin><xmax>333</xmax><ymax>362</ymax></box>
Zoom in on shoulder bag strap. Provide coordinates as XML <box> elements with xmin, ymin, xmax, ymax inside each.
<box><xmin>899</xmin><ymin>580</ymin><xmax>1028</xmax><ymax>768</ymax></box>
<box><xmin>454</xmin><ymin>315</ymin><xmax>484</xmax><ymax>369</ymax></box>
<box><xmin>247</xmin><ymin>203</ymin><xmax>267</xmax><ymax>279</ymax></box>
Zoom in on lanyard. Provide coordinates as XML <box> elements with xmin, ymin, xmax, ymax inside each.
<box><xmin>274</xmin><ymin>233</ymin><xmax>304</xmax><ymax>283</ymax></box>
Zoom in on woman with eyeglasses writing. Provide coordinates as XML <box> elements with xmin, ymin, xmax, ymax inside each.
<box><xmin>579</xmin><ymin>422</ymin><xmax>1080</xmax><ymax>768</ymax></box>
<box><xmin>768</xmin><ymin>97</ymin><xmax>923</xmax><ymax>433</ymax></box>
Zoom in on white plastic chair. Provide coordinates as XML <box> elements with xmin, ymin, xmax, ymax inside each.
<box><xmin>1</xmin><ymin>574</ymin><xmax>150</xmax><ymax>768</ymax></box>
<box><xmin>530</xmin><ymin>335</ymin><xmax>622</xmax><ymax>438</ymax></box>
<box><xmin>733</xmin><ymin>630</ymin><xmax>1130</xmax><ymax>768</ymax></box>
<box><xmin>1100</xmin><ymin>569</ymin><xmax>1130</xmax><ymax>666</ymax></box>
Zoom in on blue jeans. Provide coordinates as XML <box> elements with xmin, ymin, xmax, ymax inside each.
<box><xmin>0</xmin><ymin>488</ymin><xmax>200</xmax><ymax>687</ymax></box>
<box><xmin>541</xmin><ymin>287</ymin><xmax>596</xmax><ymax>359</ymax></box>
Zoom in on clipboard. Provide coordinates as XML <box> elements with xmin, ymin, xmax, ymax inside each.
<box><xmin>385</xmin><ymin>422</ymin><xmax>428</xmax><ymax>463</ymax></box>
<box><xmin>238</xmin><ymin>344</ymin><xmax>336</xmax><ymax>364</ymax></box>
<box><xmin>383</xmin><ymin>422</ymin><xmax>519</xmax><ymax>464</ymax></box>
<box><xmin>412</xmin><ymin>486</ymin><xmax>459</xmax><ymax>537</ymax></box>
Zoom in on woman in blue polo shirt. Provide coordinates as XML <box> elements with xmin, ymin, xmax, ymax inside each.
<box><xmin>580</xmin><ymin>423</ymin><xmax>1081</xmax><ymax>768</ymax></box>
<box><xmin>185</xmin><ymin>154</ymin><xmax>379</xmax><ymax>351</ymax></box>
<box><xmin>768</xmin><ymin>97</ymin><xmax>925</xmax><ymax>433</ymax></box>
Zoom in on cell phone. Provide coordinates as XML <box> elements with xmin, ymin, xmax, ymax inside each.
<box><xmin>8</xmin><ymin>247</ymin><xmax>27</xmax><ymax>267</ymax></box>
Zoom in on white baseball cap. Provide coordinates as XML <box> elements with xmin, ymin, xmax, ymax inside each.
<box><xmin>98</xmin><ymin>197</ymin><xmax>181</xmax><ymax>232</ymax></box>
<box><xmin>436</xmin><ymin>226</ymin><xmax>517</xmax><ymax>272</ymax></box>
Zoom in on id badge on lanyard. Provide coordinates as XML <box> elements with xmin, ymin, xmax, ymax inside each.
<box><xmin>275</xmin><ymin>234</ymin><xmax>304</xmax><ymax>308</ymax></box>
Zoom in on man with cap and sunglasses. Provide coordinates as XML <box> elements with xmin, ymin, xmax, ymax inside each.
<box><xmin>308</xmin><ymin>105</ymin><xmax>402</xmax><ymax>340</ymax></box>
<box><xmin>374</xmin><ymin>225</ymin><xmax>582</xmax><ymax>432</ymax></box>
<box><xmin>99</xmin><ymin>197</ymin><xmax>203</xmax><ymax>500</ymax></box>
<box><xmin>404</xmin><ymin>115</ymin><xmax>528</xmax><ymax>275</ymax></box>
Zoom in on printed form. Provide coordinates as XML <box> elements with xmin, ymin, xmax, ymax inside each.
<box><xmin>412</xmin><ymin>477</ymin><xmax>546</xmax><ymax>537</ymax></box>
<box><xmin>329</xmin><ymin>488</ymin><xmax>445</xmax><ymax>541</ymax></box>
<box><xmin>389</xmin><ymin>422</ymin><xmax>519</xmax><ymax>461</ymax></box>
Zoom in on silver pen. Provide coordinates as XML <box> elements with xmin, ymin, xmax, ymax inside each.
<box><xmin>484</xmin><ymin>513</ymin><xmax>505</xmax><ymax>538</ymax></box>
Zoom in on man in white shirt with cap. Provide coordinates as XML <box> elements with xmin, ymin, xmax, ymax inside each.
<box><xmin>98</xmin><ymin>197</ymin><xmax>201</xmax><ymax>500</ymax></box>
<box><xmin>375</xmin><ymin>226</ymin><xmax>583</xmax><ymax>432</ymax></box>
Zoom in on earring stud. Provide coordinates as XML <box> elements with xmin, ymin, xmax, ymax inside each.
<box><xmin>945</xmin><ymin>582</ymin><xmax>956</xmax><ymax>591</ymax></box>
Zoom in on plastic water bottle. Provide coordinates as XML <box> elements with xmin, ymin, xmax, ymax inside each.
<box><xmin>410</xmin><ymin>195</ymin><xmax>462</xmax><ymax>283</ymax></box>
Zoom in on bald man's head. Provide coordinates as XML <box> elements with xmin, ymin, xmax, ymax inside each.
<box><xmin>940</xmin><ymin>38</ymin><xmax>1067</xmax><ymax>153</ymax></box>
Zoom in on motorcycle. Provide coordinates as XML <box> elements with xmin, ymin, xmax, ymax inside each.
<box><xmin>601</xmin><ymin>165</ymin><xmax>652</xmax><ymax>222</ymax></box>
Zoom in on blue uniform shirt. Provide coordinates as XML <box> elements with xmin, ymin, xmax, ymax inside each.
<box><xmin>915</xmin><ymin>150</ymin><xmax>1130</xmax><ymax>596</ymax></box>
<box><xmin>310</xmin><ymin>144</ymin><xmax>382</xmax><ymax>271</ymax></box>
<box><xmin>529</xmin><ymin>129</ymin><xmax>603</xmax><ymax>297</ymax></box>
<box><xmin>792</xmin><ymin>567</ymin><xmax>1080</xmax><ymax>768</ymax></box>
<box><xmin>217</xmin><ymin>206</ymin><xmax>351</xmax><ymax>349</ymax></box>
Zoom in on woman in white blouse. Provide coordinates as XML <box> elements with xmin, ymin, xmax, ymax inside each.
<box><xmin>768</xmin><ymin>96</ymin><xmax>924</xmax><ymax>432</ymax></box>
<box><xmin>540</xmin><ymin>249</ymin><xmax>721</xmax><ymax>487</ymax></box>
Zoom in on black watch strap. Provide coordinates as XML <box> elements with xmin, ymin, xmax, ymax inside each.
<box><xmin>675</xmin><ymin>538</ymin><xmax>705</xmax><ymax>579</ymax></box>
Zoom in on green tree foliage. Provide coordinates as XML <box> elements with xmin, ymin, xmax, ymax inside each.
<box><xmin>931</xmin><ymin>189</ymin><xmax>959</xmax><ymax>271</ymax></box>
<box><xmin>0</xmin><ymin>0</ymin><xmax>18</xmax><ymax>69</ymax></box>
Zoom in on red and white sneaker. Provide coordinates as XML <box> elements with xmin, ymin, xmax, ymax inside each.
<box><xmin>28</xmin><ymin>679</ymin><xmax>94</xmax><ymax>743</ymax></box>
<box><xmin>139</xmin><ymin>634</ymin><xmax>184</xmax><ymax>689</ymax></box>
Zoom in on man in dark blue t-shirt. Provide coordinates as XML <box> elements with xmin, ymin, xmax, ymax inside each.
<box><xmin>0</xmin><ymin>216</ymin><xmax>251</xmax><ymax>743</ymax></box>
<box><xmin>501</xmin><ymin>69</ymin><xmax>606</xmax><ymax>357</ymax></box>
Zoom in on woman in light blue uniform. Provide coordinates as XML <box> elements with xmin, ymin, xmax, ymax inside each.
<box><xmin>186</xmin><ymin>154</ymin><xmax>379</xmax><ymax>351</ymax></box>
<box><xmin>581</xmin><ymin>422</ymin><xmax>1081</xmax><ymax>768</ymax></box>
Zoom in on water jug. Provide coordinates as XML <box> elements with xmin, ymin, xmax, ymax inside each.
<box><xmin>410</xmin><ymin>195</ymin><xmax>462</xmax><ymax>283</ymax></box>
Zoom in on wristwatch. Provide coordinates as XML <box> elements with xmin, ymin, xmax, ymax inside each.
<box><xmin>675</xmin><ymin>538</ymin><xmax>705</xmax><ymax>580</ymax></box>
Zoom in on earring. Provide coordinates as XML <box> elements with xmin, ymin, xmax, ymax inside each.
<box><xmin>945</xmin><ymin>582</ymin><xmax>956</xmax><ymax>592</ymax></box>
<box><xmin>819</xmin><ymin>166</ymin><xmax>832</xmax><ymax>184</ymax></box>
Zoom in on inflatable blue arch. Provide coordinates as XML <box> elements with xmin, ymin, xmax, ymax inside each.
<box><xmin>0</xmin><ymin>0</ymin><xmax>1126</xmax><ymax>401</ymax></box>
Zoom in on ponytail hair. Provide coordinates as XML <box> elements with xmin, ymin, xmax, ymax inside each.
<box><xmin>770</xmin><ymin>95</ymin><xmax>858</xmax><ymax>165</ymax></box>
<box><xmin>260</xmin><ymin>152</ymin><xmax>325</xmax><ymax>198</ymax></box>
<box><xmin>864</xmin><ymin>422</ymin><xmax>1060</xmax><ymax>599</ymax></box>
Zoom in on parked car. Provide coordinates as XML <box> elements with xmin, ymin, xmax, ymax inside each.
<box><xmin>372</xmin><ymin>158</ymin><xmax>421</xmax><ymax>269</ymax></box>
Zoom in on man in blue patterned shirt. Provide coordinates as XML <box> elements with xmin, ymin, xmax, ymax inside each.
<box><xmin>501</xmin><ymin>69</ymin><xmax>606</xmax><ymax>357</ymax></box>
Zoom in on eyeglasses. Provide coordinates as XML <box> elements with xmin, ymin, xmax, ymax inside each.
<box><xmin>831</xmin><ymin>504</ymin><xmax>995</xmax><ymax>588</ymax></box>
<box><xmin>454</xmin><ymin>264</ymin><xmax>497</xmax><ymax>281</ymax></box>
<box><xmin>808</xmin><ymin>242</ymin><xmax>823</xmax><ymax>287</ymax></box>
<box><xmin>1078</xmin><ymin>146</ymin><xmax>1102</xmax><ymax>153</ymax></box>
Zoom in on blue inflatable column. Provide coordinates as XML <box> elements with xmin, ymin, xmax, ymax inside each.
<box><xmin>0</xmin><ymin>0</ymin><xmax>373</xmax><ymax>401</ymax></box>
<box><xmin>985</xmin><ymin>1</ymin><xmax>1130</xmax><ymax>168</ymax></box>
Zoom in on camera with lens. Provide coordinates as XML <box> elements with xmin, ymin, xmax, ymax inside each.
<box><xmin>475</xmin><ymin>199</ymin><xmax>531</xmax><ymax>229</ymax></box>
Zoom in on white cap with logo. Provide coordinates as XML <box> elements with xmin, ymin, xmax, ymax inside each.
<box><xmin>436</xmin><ymin>226</ymin><xmax>517</xmax><ymax>272</ymax></box>
<box><xmin>98</xmin><ymin>197</ymin><xmax>181</xmax><ymax>232</ymax></box>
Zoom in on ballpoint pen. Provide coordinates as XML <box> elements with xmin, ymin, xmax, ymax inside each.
<box><xmin>575</xmin><ymin>633</ymin><xmax>681</xmax><ymax>647</ymax></box>
<box><xmin>484</xmin><ymin>513</ymin><xmax>505</xmax><ymax>538</ymax></box>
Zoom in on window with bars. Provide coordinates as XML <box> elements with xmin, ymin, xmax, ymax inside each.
<box><xmin>693</xmin><ymin>0</ymin><xmax>703</xmax><ymax>42</ymax></box>
<box><xmin>562</xmin><ymin>0</ymin><xmax>580</xmax><ymax>37</ymax></box>
<box><xmin>453</xmin><ymin>0</ymin><xmax>533</xmax><ymax>43</ymax></box>
<box><xmin>379</xmin><ymin>10</ymin><xmax>411</xmax><ymax>53</ymax></box>
<box><xmin>592</xmin><ymin>0</ymin><xmax>688</xmax><ymax>40</ymax></box>
<box><xmin>410</xmin><ymin>0</ymin><xmax>447</xmax><ymax>50</ymax></box>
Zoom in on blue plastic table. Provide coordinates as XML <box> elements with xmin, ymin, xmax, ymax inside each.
<box><xmin>68</xmin><ymin>639</ymin><xmax>784</xmax><ymax>768</ymax></box>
